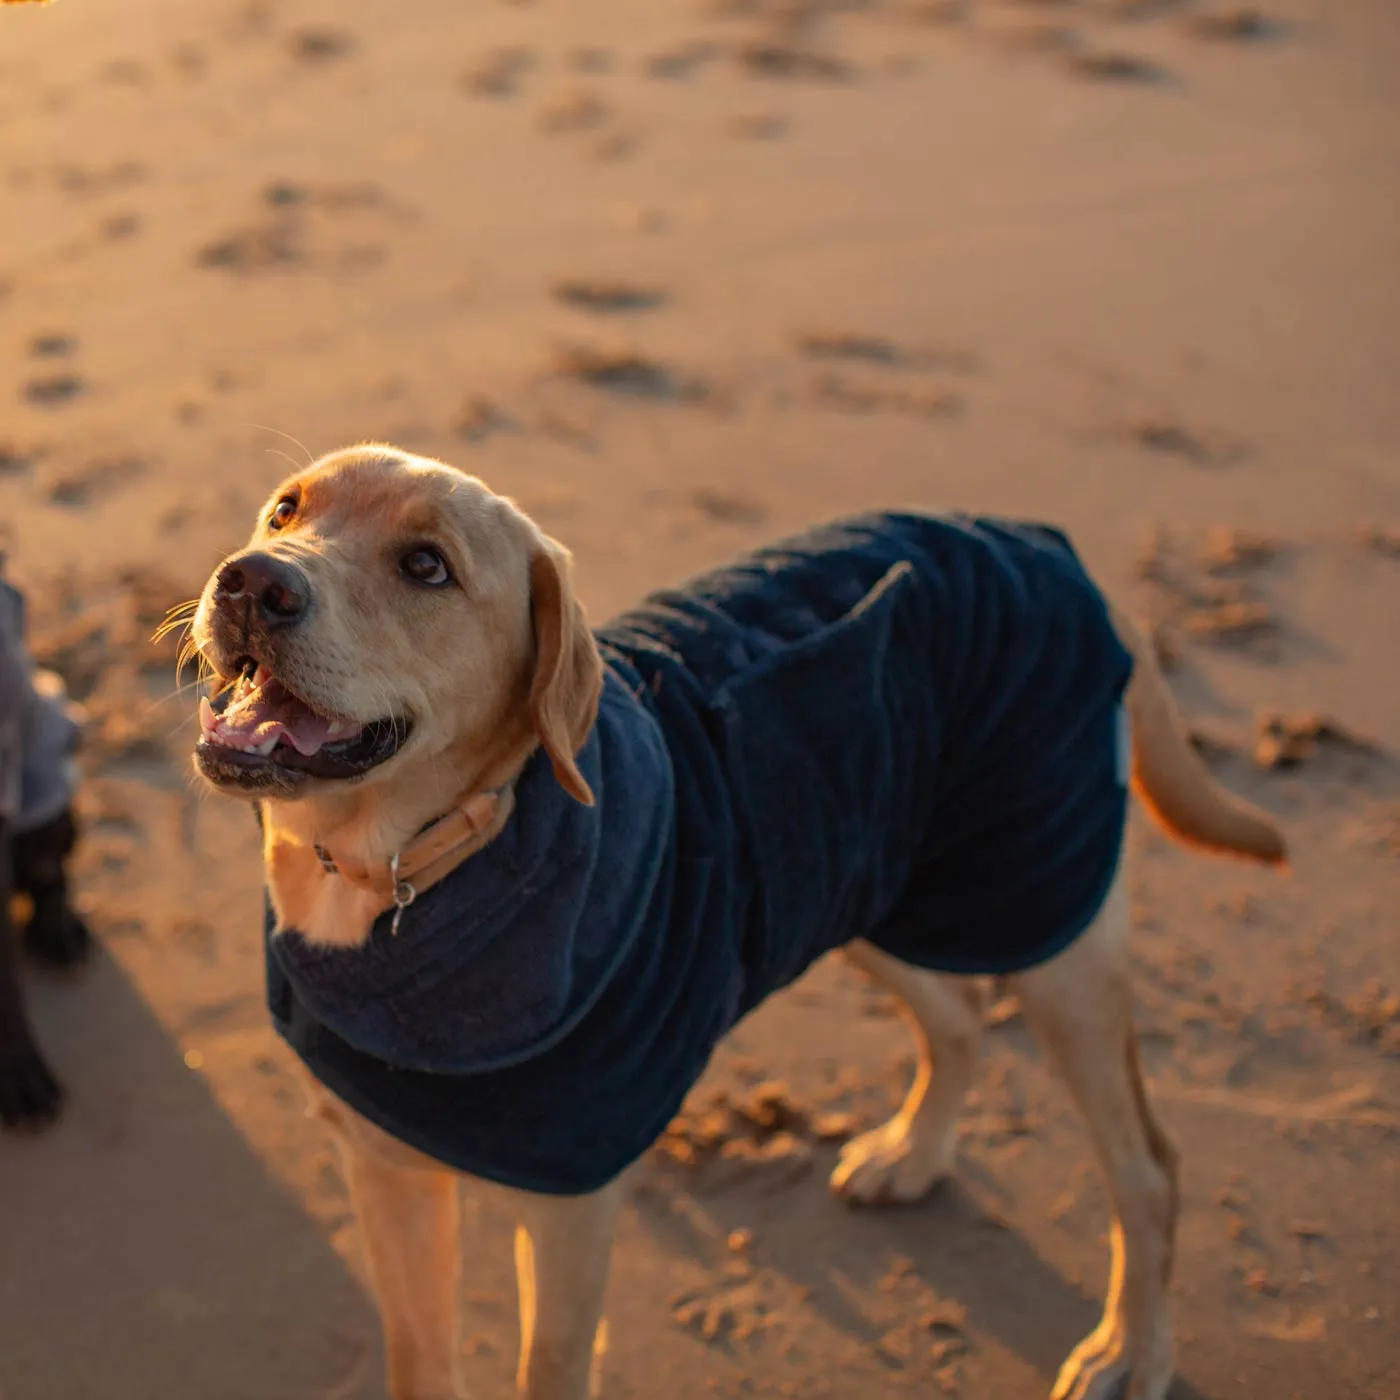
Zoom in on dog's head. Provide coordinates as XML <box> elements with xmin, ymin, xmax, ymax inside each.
<box><xmin>191</xmin><ymin>445</ymin><xmax>602</xmax><ymax>805</ymax></box>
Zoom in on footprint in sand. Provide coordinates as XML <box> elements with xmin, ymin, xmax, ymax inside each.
<box><xmin>810</xmin><ymin>374</ymin><xmax>961</xmax><ymax>418</ymax></box>
<box><xmin>1189</xmin><ymin>711</ymin><xmax>1385</xmax><ymax>781</ymax></box>
<box><xmin>1198</xmin><ymin>525</ymin><xmax>1282</xmax><ymax>574</ymax></box>
<box><xmin>29</xmin><ymin>332</ymin><xmax>77</xmax><ymax>358</ymax></box>
<box><xmin>0</xmin><ymin>443</ymin><xmax>37</xmax><ymax>477</ymax></box>
<box><xmin>551</xmin><ymin>278</ymin><xmax>666</xmax><ymax>313</ymax></box>
<box><xmin>197</xmin><ymin>182</ymin><xmax>394</xmax><ymax>275</ymax></box>
<box><xmin>534</xmin><ymin>410</ymin><xmax>598</xmax><ymax>453</ymax></box>
<box><xmin>1066</xmin><ymin>49</ymin><xmax>1163</xmax><ymax>82</ymax></box>
<box><xmin>100</xmin><ymin>212</ymin><xmax>142</xmax><ymax>242</ymax></box>
<box><xmin>532</xmin><ymin>88</ymin><xmax>640</xmax><ymax>162</ymax></box>
<box><xmin>643</xmin><ymin>41</ymin><xmax>720</xmax><ymax>81</ymax></box>
<box><xmin>1245</xmin><ymin>1311</ymin><xmax>1328</xmax><ymax>1344</ymax></box>
<box><xmin>197</xmin><ymin>222</ymin><xmax>299</xmax><ymax>273</ymax></box>
<box><xmin>733</xmin><ymin>39</ymin><xmax>854</xmax><ymax>83</ymax></box>
<box><xmin>1128</xmin><ymin>417</ymin><xmax>1247</xmax><ymax>466</ymax></box>
<box><xmin>44</xmin><ymin>454</ymin><xmax>146</xmax><ymax>508</ymax></box>
<box><xmin>50</xmin><ymin>160</ymin><xmax>147</xmax><ymax>197</ymax></box>
<box><xmin>637</xmin><ymin>487</ymin><xmax>772</xmax><ymax>542</ymax></box>
<box><xmin>23</xmin><ymin>373</ymin><xmax>85</xmax><ymax>407</ymax></box>
<box><xmin>551</xmin><ymin>343</ymin><xmax>706</xmax><ymax>403</ymax></box>
<box><xmin>795</xmin><ymin>328</ymin><xmax>909</xmax><ymax>368</ymax></box>
<box><xmin>288</xmin><ymin>28</ymin><xmax>356</xmax><ymax>65</ymax></box>
<box><xmin>1357</xmin><ymin>524</ymin><xmax>1400</xmax><ymax>558</ymax></box>
<box><xmin>1137</xmin><ymin>526</ymin><xmax>1281</xmax><ymax>657</ymax></box>
<box><xmin>1184</xmin><ymin>8</ymin><xmax>1275</xmax><ymax>43</ymax></box>
<box><xmin>461</xmin><ymin>47</ymin><xmax>535</xmax><ymax>99</ymax></box>
<box><xmin>451</xmin><ymin>395</ymin><xmax>515</xmax><ymax>445</ymax></box>
<box><xmin>170</xmin><ymin>43</ymin><xmax>207</xmax><ymax>80</ymax></box>
<box><xmin>1252</xmin><ymin>712</ymin><xmax>1382</xmax><ymax>774</ymax></box>
<box><xmin>794</xmin><ymin>328</ymin><xmax>979</xmax><ymax>374</ymax></box>
<box><xmin>690</xmin><ymin>488</ymin><xmax>768</xmax><ymax>526</ymax></box>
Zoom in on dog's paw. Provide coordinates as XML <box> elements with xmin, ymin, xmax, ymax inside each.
<box><xmin>0</xmin><ymin>1047</ymin><xmax>64</xmax><ymax>1130</ymax></box>
<box><xmin>24</xmin><ymin>906</ymin><xmax>91</xmax><ymax>969</ymax></box>
<box><xmin>1051</xmin><ymin>1320</ymin><xmax>1172</xmax><ymax>1400</ymax></box>
<box><xmin>828</xmin><ymin>1115</ymin><xmax>955</xmax><ymax>1205</ymax></box>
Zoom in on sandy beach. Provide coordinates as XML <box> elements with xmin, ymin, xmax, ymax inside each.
<box><xmin>1</xmin><ymin>0</ymin><xmax>1397</xmax><ymax>1396</ymax></box>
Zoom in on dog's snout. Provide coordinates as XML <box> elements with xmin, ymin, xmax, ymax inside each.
<box><xmin>214</xmin><ymin>552</ymin><xmax>309</xmax><ymax>628</ymax></box>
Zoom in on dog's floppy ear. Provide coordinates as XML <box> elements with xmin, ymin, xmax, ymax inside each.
<box><xmin>528</xmin><ymin>539</ymin><xmax>603</xmax><ymax>805</ymax></box>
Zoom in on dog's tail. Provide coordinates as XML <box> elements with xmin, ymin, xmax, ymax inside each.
<box><xmin>1110</xmin><ymin>604</ymin><xmax>1288</xmax><ymax>867</ymax></box>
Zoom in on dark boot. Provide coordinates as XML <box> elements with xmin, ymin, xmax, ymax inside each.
<box><xmin>0</xmin><ymin>823</ymin><xmax>63</xmax><ymax>1128</ymax></box>
<box><xmin>14</xmin><ymin>809</ymin><xmax>90</xmax><ymax>969</ymax></box>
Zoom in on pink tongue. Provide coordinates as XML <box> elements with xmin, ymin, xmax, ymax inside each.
<box><xmin>209</xmin><ymin>680</ymin><xmax>334</xmax><ymax>756</ymax></box>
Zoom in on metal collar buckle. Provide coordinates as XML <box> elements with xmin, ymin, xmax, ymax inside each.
<box><xmin>389</xmin><ymin>851</ymin><xmax>417</xmax><ymax>937</ymax></box>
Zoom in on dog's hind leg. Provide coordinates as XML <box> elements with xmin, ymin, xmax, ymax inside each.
<box><xmin>1007</xmin><ymin>874</ymin><xmax>1178</xmax><ymax>1400</ymax></box>
<box><xmin>829</xmin><ymin>940</ymin><xmax>983</xmax><ymax>1204</ymax></box>
<box><xmin>334</xmin><ymin>1122</ymin><xmax>465</xmax><ymax>1400</ymax></box>
<box><xmin>511</xmin><ymin>1178</ymin><xmax>625</xmax><ymax>1400</ymax></box>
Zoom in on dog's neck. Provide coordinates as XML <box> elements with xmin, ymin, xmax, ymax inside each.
<box><xmin>261</xmin><ymin>738</ymin><xmax>532</xmax><ymax>948</ymax></box>
<box><xmin>312</xmin><ymin>781</ymin><xmax>514</xmax><ymax>901</ymax></box>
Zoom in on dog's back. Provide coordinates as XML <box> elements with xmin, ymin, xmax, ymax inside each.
<box><xmin>603</xmin><ymin>511</ymin><xmax>1135</xmax><ymax>983</ymax></box>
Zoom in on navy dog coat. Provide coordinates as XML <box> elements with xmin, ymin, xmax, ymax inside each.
<box><xmin>266</xmin><ymin>513</ymin><xmax>1134</xmax><ymax>1194</ymax></box>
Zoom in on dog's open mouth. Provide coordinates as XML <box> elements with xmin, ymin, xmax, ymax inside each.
<box><xmin>196</xmin><ymin>660</ymin><xmax>410</xmax><ymax>786</ymax></box>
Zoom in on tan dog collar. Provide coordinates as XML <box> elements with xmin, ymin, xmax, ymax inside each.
<box><xmin>313</xmin><ymin>785</ymin><xmax>512</xmax><ymax>933</ymax></box>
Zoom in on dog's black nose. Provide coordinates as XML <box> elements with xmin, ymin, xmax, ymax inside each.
<box><xmin>214</xmin><ymin>552</ymin><xmax>309</xmax><ymax>628</ymax></box>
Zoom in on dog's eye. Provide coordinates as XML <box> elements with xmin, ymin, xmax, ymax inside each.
<box><xmin>268</xmin><ymin>497</ymin><xmax>297</xmax><ymax>531</ymax></box>
<box><xmin>401</xmin><ymin>546</ymin><xmax>452</xmax><ymax>588</ymax></box>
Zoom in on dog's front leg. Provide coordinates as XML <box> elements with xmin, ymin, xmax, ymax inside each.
<box><xmin>339</xmin><ymin>1133</ymin><xmax>465</xmax><ymax>1400</ymax></box>
<box><xmin>511</xmin><ymin>1177</ymin><xmax>625</xmax><ymax>1400</ymax></box>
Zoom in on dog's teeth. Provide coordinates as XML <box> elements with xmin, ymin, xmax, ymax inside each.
<box><xmin>254</xmin><ymin>735</ymin><xmax>279</xmax><ymax>755</ymax></box>
<box><xmin>327</xmin><ymin>721</ymin><xmax>357</xmax><ymax>739</ymax></box>
<box><xmin>253</xmin><ymin>664</ymin><xmax>272</xmax><ymax>689</ymax></box>
<box><xmin>199</xmin><ymin>695</ymin><xmax>216</xmax><ymax>735</ymax></box>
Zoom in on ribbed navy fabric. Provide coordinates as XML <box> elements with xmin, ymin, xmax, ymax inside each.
<box><xmin>267</xmin><ymin>513</ymin><xmax>1133</xmax><ymax>1194</ymax></box>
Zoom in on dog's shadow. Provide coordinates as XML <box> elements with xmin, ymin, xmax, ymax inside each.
<box><xmin>0</xmin><ymin>945</ymin><xmax>383</xmax><ymax>1400</ymax></box>
<box><xmin>630</xmin><ymin>1155</ymin><xmax>1218</xmax><ymax>1400</ymax></box>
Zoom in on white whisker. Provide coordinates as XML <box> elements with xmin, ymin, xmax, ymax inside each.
<box><xmin>264</xmin><ymin>448</ymin><xmax>304</xmax><ymax>475</ymax></box>
<box><xmin>243</xmin><ymin>422</ymin><xmax>315</xmax><ymax>467</ymax></box>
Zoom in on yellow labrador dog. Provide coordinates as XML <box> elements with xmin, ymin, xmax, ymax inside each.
<box><xmin>192</xmin><ymin>446</ymin><xmax>1285</xmax><ymax>1400</ymax></box>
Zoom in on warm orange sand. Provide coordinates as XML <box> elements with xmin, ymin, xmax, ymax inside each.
<box><xmin>0</xmin><ymin>1</ymin><xmax>1396</xmax><ymax>1396</ymax></box>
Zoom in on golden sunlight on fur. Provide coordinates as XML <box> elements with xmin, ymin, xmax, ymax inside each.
<box><xmin>191</xmin><ymin>445</ymin><xmax>602</xmax><ymax>947</ymax></box>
